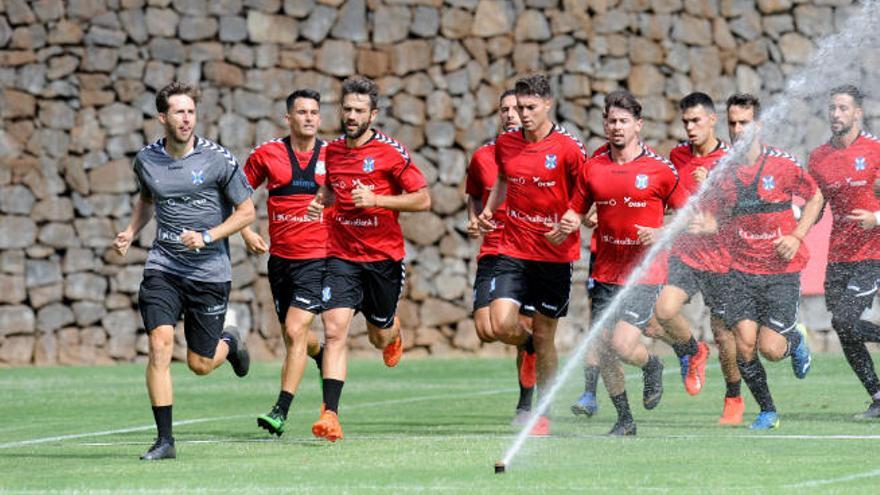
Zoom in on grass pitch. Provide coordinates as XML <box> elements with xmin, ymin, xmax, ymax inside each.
<box><xmin>1</xmin><ymin>354</ymin><xmax>879</xmax><ymax>494</ymax></box>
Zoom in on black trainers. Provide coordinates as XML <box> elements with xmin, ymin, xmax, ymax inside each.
<box><xmin>608</xmin><ymin>420</ymin><xmax>637</xmax><ymax>436</ymax></box>
<box><xmin>854</xmin><ymin>400</ymin><xmax>880</xmax><ymax>420</ymax></box>
<box><xmin>223</xmin><ymin>326</ymin><xmax>250</xmax><ymax>377</ymax></box>
<box><xmin>643</xmin><ymin>357</ymin><xmax>664</xmax><ymax>410</ymax></box>
<box><xmin>140</xmin><ymin>437</ymin><xmax>176</xmax><ymax>460</ymax></box>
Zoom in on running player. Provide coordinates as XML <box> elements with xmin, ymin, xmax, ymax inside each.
<box><xmin>466</xmin><ymin>89</ymin><xmax>538</xmax><ymax>426</ymax></box>
<box><xmin>560</xmin><ymin>90</ymin><xmax>687</xmax><ymax>436</ymax></box>
<box><xmin>477</xmin><ymin>74</ymin><xmax>587</xmax><ymax>436</ymax></box>
<box><xmin>306</xmin><ymin>76</ymin><xmax>430</xmax><ymax>441</ymax></box>
<box><xmin>807</xmin><ymin>84</ymin><xmax>880</xmax><ymax>419</ymax></box>
<box><xmin>242</xmin><ymin>89</ymin><xmax>328</xmax><ymax>436</ymax></box>
<box><xmin>112</xmin><ymin>81</ymin><xmax>255</xmax><ymax>460</ymax></box>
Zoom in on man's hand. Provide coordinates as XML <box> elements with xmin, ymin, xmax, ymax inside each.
<box><xmin>846</xmin><ymin>209</ymin><xmax>878</xmax><ymax>230</ymax></box>
<box><xmin>112</xmin><ymin>230</ymin><xmax>134</xmax><ymax>257</ymax></box>
<box><xmin>180</xmin><ymin>229</ymin><xmax>206</xmax><ymax>251</ymax></box>
<box><xmin>477</xmin><ymin>209</ymin><xmax>496</xmax><ymax>233</ymax></box>
<box><xmin>687</xmin><ymin>210</ymin><xmax>717</xmax><ymax>235</ymax></box>
<box><xmin>352</xmin><ymin>184</ymin><xmax>379</xmax><ymax>208</ymax></box>
<box><xmin>307</xmin><ymin>195</ymin><xmax>324</xmax><ymax>220</ymax></box>
<box><xmin>584</xmin><ymin>210</ymin><xmax>598</xmax><ymax>229</ymax></box>
<box><xmin>242</xmin><ymin>229</ymin><xmax>268</xmax><ymax>254</ymax></box>
<box><xmin>692</xmin><ymin>166</ymin><xmax>708</xmax><ymax>184</ymax></box>
<box><xmin>634</xmin><ymin>224</ymin><xmax>658</xmax><ymax>245</ymax></box>
<box><xmin>773</xmin><ymin>235</ymin><xmax>800</xmax><ymax>261</ymax></box>
<box><xmin>545</xmin><ymin>209</ymin><xmax>581</xmax><ymax>245</ymax></box>
<box><xmin>466</xmin><ymin>217</ymin><xmax>482</xmax><ymax>238</ymax></box>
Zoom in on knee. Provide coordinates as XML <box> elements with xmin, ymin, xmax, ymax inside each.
<box><xmin>758</xmin><ymin>344</ymin><xmax>784</xmax><ymax>362</ymax></box>
<box><xmin>736</xmin><ymin>341</ymin><xmax>756</xmax><ymax>361</ymax></box>
<box><xmin>283</xmin><ymin>323</ymin><xmax>308</xmax><ymax>346</ymax></box>
<box><xmin>654</xmin><ymin>303</ymin><xmax>677</xmax><ymax>324</ymax></box>
<box><xmin>148</xmin><ymin>333</ymin><xmax>173</xmax><ymax>361</ymax></box>
<box><xmin>187</xmin><ymin>357</ymin><xmax>213</xmax><ymax>376</ymax></box>
<box><xmin>475</xmin><ymin>320</ymin><xmax>496</xmax><ymax>343</ymax></box>
<box><xmin>532</xmin><ymin>330</ymin><xmax>554</xmax><ymax>349</ymax></box>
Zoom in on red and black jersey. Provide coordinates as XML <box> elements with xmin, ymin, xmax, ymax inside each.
<box><xmin>715</xmin><ymin>146</ymin><xmax>819</xmax><ymax>275</ymax></box>
<box><xmin>324</xmin><ymin>130</ymin><xmax>427</xmax><ymax>262</ymax></box>
<box><xmin>808</xmin><ymin>131</ymin><xmax>880</xmax><ymax>263</ymax></box>
<box><xmin>495</xmin><ymin>125</ymin><xmax>588</xmax><ymax>263</ymax></box>
<box><xmin>244</xmin><ymin>137</ymin><xmax>328</xmax><ymax>260</ymax></box>
<box><xmin>465</xmin><ymin>141</ymin><xmax>506</xmax><ymax>259</ymax></box>
<box><xmin>668</xmin><ymin>141</ymin><xmax>732</xmax><ymax>273</ymax></box>
<box><xmin>571</xmin><ymin>144</ymin><xmax>687</xmax><ymax>285</ymax></box>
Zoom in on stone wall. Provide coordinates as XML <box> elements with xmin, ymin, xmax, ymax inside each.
<box><xmin>0</xmin><ymin>0</ymin><xmax>869</xmax><ymax>365</ymax></box>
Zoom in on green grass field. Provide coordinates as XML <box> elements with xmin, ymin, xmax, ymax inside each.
<box><xmin>1</xmin><ymin>354</ymin><xmax>879</xmax><ymax>494</ymax></box>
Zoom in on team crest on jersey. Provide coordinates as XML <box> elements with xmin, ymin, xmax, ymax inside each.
<box><xmin>191</xmin><ymin>169</ymin><xmax>205</xmax><ymax>185</ymax></box>
<box><xmin>762</xmin><ymin>175</ymin><xmax>776</xmax><ymax>190</ymax></box>
<box><xmin>363</xmin><ymin>157</ymin><xmax>375</xmax><ymax>173</ymax></box>
<box><xmin>322</xmin><ymin>286</ymin><xmax>331</xmax><ymax>302</ymax></box>
<box><xmin>635</xmin><ymin>174</ymin><xmax>649</xmax><ymax>189</ymax></box>
<box><xmin>854</xmin><ymin>157</ymin><xmax>867</xmax><ymax>171</ymax></box>
<box><xmin>316</xmin><ymin>160</ymin><xmax>326</xmax><ymax>175</ymax></box>
<box><xmin>545</xmin><ymin>154</ymin><xmax>557</xmax><ymax>170</ymax></box>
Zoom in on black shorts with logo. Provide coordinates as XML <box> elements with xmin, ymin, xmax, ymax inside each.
<box><xmin>268</xmin><ymin>255</ymin><xmax>326</xmax><ymax>322</ymax></box>
<box><xmin>825</xmin><ymin>260</ymin><xmax>880</xmax><ymax>323</ymax></box>
<box><xmin>590</xmin><ymin>281</ymin><xmax>661</xmax><ymax>332</ymax></box>
<box><xmin>488</xmin><ymin>255</ymin><xmax>572</xmax><ymax>319</ymax></box>
<box><xmin>723</xmin><ymin>270</ymin><xmax>800</xmax><ymax>334</ymax></box>
<box><xmin>322</xmin><ymin>257</ymin><xmax>405</xmax><ymax>329</ymax></box>
<box><xmin>472</xmin><ymin>255</ymin><xmax>535</xmax><ymax>316</ymax></box>
<box><xmin>667</xmin><ymin>256</ymin><xmax>729</xmax><ymax>317</ymax></box>
<box><xmin>138</xmin><ymin>269</ymin><xmax>230</xmax><ymax>359</ymax></box>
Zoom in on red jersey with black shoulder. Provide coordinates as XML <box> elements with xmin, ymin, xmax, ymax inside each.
<box><xmin>466</xmin><ymin>141</ymin><xmax>507</xmax><ymax>259</ymax></box>
<box><xmin>495</xmin><ymin>125</ymin><xmax>588</xmax><ymax>263</ymax></box>
<box><xmin>570</xmin><ymin>144</ymin><xmax>687</xmax><ymax>285</ymax></box>
<box><xmin>244</xmin><ymin>137</ymin><xmax>328</xmax><ymax>260</ymax></box>
<box><xmin>324</xmin><ymin>130</ymin><xmax>427</xmax><ymax>262</ymax></box>
<box><xmin>808</xmin><ymin>131</ymin><xmax>880</xmax><ymax>263</ymax></box>
<box><xmin>715</xmin><ymin>146</ymin><xmax>819</xmax><ymax>275</ymax></box>
<box><xmin>668</xmin><ymin>141</ymin><xmax>732</xmax><ymax>273</ymax></box>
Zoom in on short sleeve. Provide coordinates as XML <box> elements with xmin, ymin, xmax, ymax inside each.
<box><xmin>243</xmin><ymin>149</ymin><xmax>267</xmax><ymax>189</ymax></box>
<box><xmin>465</xmin><ymin>152</ymin><xmax>486</xmax><ymax>197</ymax></box>
<box><xmin>133</xmin><ymin>156</ymin><xmax>153</xmax><ymax>200</ymax></box>
<box><xmin>791</xmin><ymin>164</ymin><xmax>818</xmax><ymax>200</ymax></box>
<box><xmin>664</xmin><ymin>173</ymin><xmax>688</xmax><ymax>209</ymax></box>
<box><xmin>395</xmin><ymin>159</ymin><xmax>428</xmax><ymax>192</ymax></box>
<box><xmin>569</xmin><ymin>168</ymin><xmax>592</xmax><ymax>214</ymax></box>
<box><xmin>219</xmin><ymin>155</ymin><xmax>253</xmax><ymax>205</ymax></box>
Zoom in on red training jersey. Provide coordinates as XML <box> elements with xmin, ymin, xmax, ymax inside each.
<box><xmin>495</xmin><ymin>125</ymin><xmax>588</xmax><ymax>263</ymax></box>
<box><xmin>715</xmin><ymin>146</ymin><xmax>819</xmax><ymax>275</ymax></box>
<box><xmin>244</xmin><ymin>137</ymin><xmax>328</xmax><ymax>260</ymax></box>
<box><xmin>808</xmin><ymin>131</ymin><xmax>880</xmax><ymax>263</ymax></box>
<box><xmin>571</xmin><ymin>144</ymin><xmax>687</xmax><ymax>285</ymax></box>
<box><xmin>324</xmin><ymin>130</ymin><xmax>427</xmax><ymax>262</ymax></box>
<box><xmin>465</xmin><ymin>141</ymin><xmax>506</xmax><ymax>259</ymax></box>
<box><xmin>668</xmin><ymin>141</ymin><xmax>732</xmax><ymax>273</ymax></box>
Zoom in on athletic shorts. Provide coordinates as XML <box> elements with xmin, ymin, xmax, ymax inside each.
<box><xmin>723</xmin><ymin>270</ymin><xmax>800</xmax><ymax>334</ymax></box>
<box><xmin>322</xmin><ymin>257</ymin><xmax>404</xmax><ymax>329</ymax></box>
<box><xmin>472</xmin><ymin>255</ymin><xmax>535</xmax><ymax>316</ymax></box>
<box><xmin>488</xmin><ymin>255</ymin><xmax>572</xmax><ymax>319</ymax></box>
<box><xmin>667</xmin><ymin>256</ymin><xmax>729</xmax><ymax>317</ymax></box>
<box><xmin>268</xmin><ymin>255</ymin><xmax>326</xmax><ymax>321</ymax></box>
<box><xmin>138</xmin><ymin>269</ymin><xmax>230</xmax><ymax>359</ymax></box>
<box><xmin>824</xmin><ymin>260</ymin><xmax>880</xmax><ymax>321</ymax></box>
<box><xmin>590</xmin><ymin>281</ymin><xmax>661</xmax><ymax>332</ymax></box>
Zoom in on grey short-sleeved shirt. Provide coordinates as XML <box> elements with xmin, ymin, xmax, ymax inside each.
<box><xmin>134</xmin><ymin>136</ymin><xmax>253</xmax><ymax>283</ymax></box>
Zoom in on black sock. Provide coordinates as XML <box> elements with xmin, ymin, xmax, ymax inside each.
<box><xmin>610</xmin><ymin>392</ymin><xmax>633</xmax><ymax>423</ymax></box>
<box><xmin>152</xmin><ymin>405</ymin><xmax>173</xmax><ymax>441</ymax></box>
<box><xmin>672</xmin><ymin>337</ymin><xmax>698</xmax><ymax>358</ymax></box>
<box><xmin>516</xmin><ymin>385</ymin><xmax>534</xmax><ymax>411</ymax></box>
<box><xmin>221</xmin><ymin>332</ymin><xmax>237</xmax><ymax>355</ymax></box>
<box><xmin>322</xmin><ymin>378</ymin><xmax>344</xmax><ymax>413</ymax></box>
<box><xmin>782</xmin><ymin>329</ymin><xmax>802</xmax><ymax>359</ymax></box>
<box><xmin>856</xmin><ymin>321</ymin><xmax>880</xmax><ymax>342</ymax></box>
<box><xmin>840</xmin><ymin>339</ymin><xmax>880</xmax><ymax>398</ymax></box>
<box><xmin>737</xmin><ymin>357</ymin><xmax>775</xmax><ymax>412</ymax></box>
<box><xmin>583</xmin><ymin>365</ymin><xmax>600</xmax><ymax>394</ymax></box>
<box><xmin>311</xmin><ymin>345</ymin><xmax>324</xmax><ymax>371</ymax></box>
<box><xmin>725</xmin><ymin>380</ymin><xmax>742</xmax><ymax>398</ymax></box>
<box><xmin>520</xmin><ymin>334</ymin><xmax>535</xmax><ymax>354</ymax></box>
<box><xmin>642</xmin><ymin>354</ymin><xmax>661</xmax><ymax>372</ymax></box>
<box><xmin>276</xmin><ymin>391</ymin><xmax>294</xmax><ymax>417</ymax></box>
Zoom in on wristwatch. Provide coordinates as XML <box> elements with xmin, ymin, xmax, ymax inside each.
<box><xmin>201</xmin><ymin>231</ymin><xmax>213</xmax><ymax>245</ymax></box>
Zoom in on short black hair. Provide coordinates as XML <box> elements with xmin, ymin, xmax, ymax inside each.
<box><xmin>604</xmin><ymin>90</ymin><xmax>642</xmax><ymax>119</ymax></box>
<box><xmin>499</xmin><ymin>89</ymin><xmax>516</xmax><ymax>103</ymax></box>
<box><xmin>830</xmin><ymin>84</ymin><xmax>865</xmax><ymax>108</ymax></box>
<box><xmin>156</xmin><ymin>81</ymin><xmax>200</xmax><ymax>113</ymax></box>
<box><xmin>726</xmin><ymin>93</ymin><xmax>761</xmax><ymax>120</ymax></box>
<box><xmin>679</xmin><ymin>92</ymin><xmax>716</xmax><ymax>114</ymax></box>
<box><xmin>341</xmin><ymin>76</ymin><xmax>379</xmax><ymax>110</ymax></box>
<box><xmin>286</xmin><ymin>89</ymin><xmax>321</xmax><ymax>111</ymax></box>
<box><xmin>514</xmin><ymin>74</ymin><xmax>552</xmax><ymax>99</ymax></box>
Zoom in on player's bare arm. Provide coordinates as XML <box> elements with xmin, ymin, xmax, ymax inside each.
<box><xmin>774</xmin><ymin>189</ymin><xmax>823</xmax><ymax>260</ymax></box>
<box><xmin>845</xmin><ymin>208</ymin><xmax>880</xmax><ymax>230</ymax></box>
<box><xmin>113</xmin><ymin>194</ymin><xmax>154</xmax><ymax>257</ymax></box>
<box><xmin>180</xmin><ymin>198</ymin><xmax>256</xmax><ymax>251</ymax></box>
<box><xmin>478</xmin><ymin>172</ymin><xmax>507</xmax><ymax>231</ymax></box>
<box><xmin>466</xmin><ymin>193</ymin><xmax>483</xmax><ymax>238</ymax></box>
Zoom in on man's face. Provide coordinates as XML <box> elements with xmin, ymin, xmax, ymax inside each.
<box><xmin>515</xmin><ymin>94</ymin><xmax>551</xmax><ymax>132</ymax></box>
<box><xmin>340</xmin><ymin>93</ymin><xmax>377</xmax><ymax>140</ymax></box>
<box><xmin>829</xmin><ymin>93</ymin><xmax>862</xmax><ymax>137</ymax></box>
<box><xmin>603</xmin><ymin>106</ymin><xmax>642</xmax><ymax>149</ymax></box>
<box><xmin>727</xmin><ymin>105</ymin><xmax>757</xmax><ymax>145</ymax></box>
<box><xmin>286</xmin><ymin>97</ymin><xmax>320</xmax><ymax>139</ymax></box>
<box><xmin>681</xmin><ymin>105</ymin><xmax>716</xmax><ymax>148</ymax></box>
<box><xmin>159</xmin><ymin>94</ymin><xmax>196</xmax><ymax>144</ymax></box>
<box><xmin>499</xmin><ymin>94</ymin><xmax>521</xmax><ymax>131</ymax></box>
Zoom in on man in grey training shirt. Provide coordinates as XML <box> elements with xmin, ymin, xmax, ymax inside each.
<box><xmin>112</xmin><ymin>81</ymin><xmax>256</xmax><ymax>461</ymax></box>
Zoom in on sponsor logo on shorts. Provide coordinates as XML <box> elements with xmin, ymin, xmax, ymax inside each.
<box><xmin>762</xmin><ymin>175</ymin><xmax>775</xmax><ymax>190</ymax></box>
<box><xmin>191</xmin><ymin>169</ymin><xmax>205</xmax><ymax>185</ymax></box>
<box><xmin>625</xmin><ymin>310</ymin><xmax>640</xmax><ymax>319</ymax></box>
<box><xmin>635</xmin><ymin>174</ymin><xmax>649</xmax><ymax>189</ymax></box>
<box><xmin>295</xmin><ymin>296</ymin><xmax>312</xmax><ymax>305</ymax></box>
<box><xmin>541</xmin><ymin>302</ymin><xmax>558</xmax><ymax>311</ymax></box>
<box><xmin>769</xmin><ymin>317</ymin><xmax>784</xmax><ymax>328</ymax></box>
<box><xmin>545</xmin><ymin>154</ymin><xmax>557</xmax><ymax>170</ymax></box>
<box><xmin>322</xmin><ymin>287</ymin><xmax>331</xmax><ymax>302</ymax></box>
<box><xmin>371</xmin><ymin>315</ymin><xmax>390</xmax><ymax>323</ymax></box>
<box><xmin>489</xmin><ymin>277</ymin><xmax>496</xmax><ymax>293</ymax></box>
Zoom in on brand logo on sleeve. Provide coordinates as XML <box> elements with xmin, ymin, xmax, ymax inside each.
<box><xmin>191</xmin><ymin>169</ymin><xmax>205</xmax><ymax>185</ymax></box>
<box><xmin>854</xmin><ymin>157</ymin><xmax>866</xmax><ymax>171</ymax></box>
<box><xmin>363</xmin><ymin>157</ymin><xmax>375</xmax><ymax>173</ymax></box>
<box><xmin>545</xmin><ymin>154</ymin><xmax>557</xmax><ymax>170</ymax></box>
<box><xmin>762</xmin><ymin>175</ymin><xmax>775</xmax><ymax>190</ymax></box>
<box><xmin>635</xmin><ymin>174</ymin><xmax>649</xmax><ymax>189</ymax></box>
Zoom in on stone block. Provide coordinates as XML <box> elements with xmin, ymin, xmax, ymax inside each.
<box><xmin>38</xmin><ymin>223</ymin><xmax>80</xmax><ymax>249</ymax></box>
<box><xmin>0</xmin><ymin>275</ymin><xmax>27</xmax><ymax>304</ymax></box>
<box><xmin>419</xmin><ymin>297</ymin><xmax>469</xmax><ymax>327</ymax></box>
<box><xmin>26</xmin><ymin>259</ymin><xmax>63</xmax><ymax>288</ymax></box>
<box><xmin>329</xmin><ymin>0</ymin><xmax>367</xmax><ymax>42</ymax></box>
<box><xmin>471</xmin><ymin>0</ymin><xmax>512</xmax><ymax>37</ymax></box>
<box><xmin>65</xmin><ymin>273</ymin><xmax>108</xmax><ymax>301</ymax></box>
<box><xmin>179</xmin><ymin>15</ymin><xmax>218</xmax><ymax>41</ymax></box>
<box><xmin>0</xmin><ymin>334</ymin><xmax>34</xmax><ymax>365</ymax></box>
<box><xmin>401</xmin><ymin>212</ymin><xmax>446</xmax><ymax>246</ymax></box>
<box><xmin>315</xmin><ymin>40</ymin><xmax>355</xmax><ymax>76</ymax></box>
<box><xmin>88</xmin><ymin>159</ymin><xmax>137</xmax><ymax>194</ymax></box>
<box><xmin>36</xmin><ymin>303</ymin><xmax>75</xmax><ymax>332</ymax></box>
<box><xmin>247</xmin><ymin>11</ymin><xmax>297</xmax><ymax>44</ymax></box>
<box><xmin>390</xmin><ymin>40</ymin><xmax>432</xmax><ymax>76</ymax></box>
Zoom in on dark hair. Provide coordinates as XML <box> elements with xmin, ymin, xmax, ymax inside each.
<box><xmin>286</xmin><ymin>89</ymin><xmax>321</xmax><ymax>111</ymax></box>
<box><xmin>499</xmin><ymin>89</ymin><xmax>516</xmax><ymax>103</ymax></box>
<box><xmin>514</xmin><ymin>74</ymin><xmax>552</xmax><ymax>99</ymax></box>
<box><xmin>341</xmin><ymin>76</ymin><xmax>379</xmax><ymax>110</ymax></box>
<box><xmin>155</xmin><ymin>81</ymin><xmax>200</xmax><ymax>113</ymax></box>
<box><xmin>604</xmin><ymin>90</ymin><xmax>642</xmax><ymax>119</ymax></box>
<box><xmin>830</xmin><ymin>84</ymin><xmax>865</xmax><ymax>108</ymax></box>
<box><xmin>679</xmin><ymin>92</ymin><xmax>716</xmax><ymax>114</ymax></box>
<box><xmin>726</xmin><ymin>93</ymin><xmax>761</xmax><ymax>120</ymax></box>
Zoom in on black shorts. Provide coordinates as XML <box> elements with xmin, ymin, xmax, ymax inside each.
<box><xmin>138</xmin><ymin>269</ymin><xmax>230</xmax><ymax>359</ymax></box>
<box><xmin>488</xmin><ymin>255</ymin><xmax>571</xmax><ymax>318</ymax></box>
<box><xmin>667</xmin><ymin>256</ymin><xmax>729</xmax><ymax>317</ymax></box>
<box><xmin>825</xmin><ymin>260</ymin><xmax>880</xmax><ymax>322</ymax></box>
<box><xmin>472</xmin><ymin>255</ymin><xmax>535</xmax><ymax>316</ymax></box>
<box><xmin>590</xmin><ymin>282</ymin><xmax>661</xmax><ymax>332</ymax></box>
<box><xmin>268</xmin><ymin>255</ymin><xmax>326</xmax><ymax>321</ymax></box>
<box><xmin>322</xmin><ymin>257</ymin><xmax>404</xmax><ymax>329</ymax></box>
<box><xmin>723</xmin><ymin>270</ymin><xmax>800</xmax><ymax>334</ymax></box>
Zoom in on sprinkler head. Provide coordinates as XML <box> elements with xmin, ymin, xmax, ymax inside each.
<box><xmin>494</xmin><ymin>461</ymin><xmax>505</xmax><ymax>474</ymax></box>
